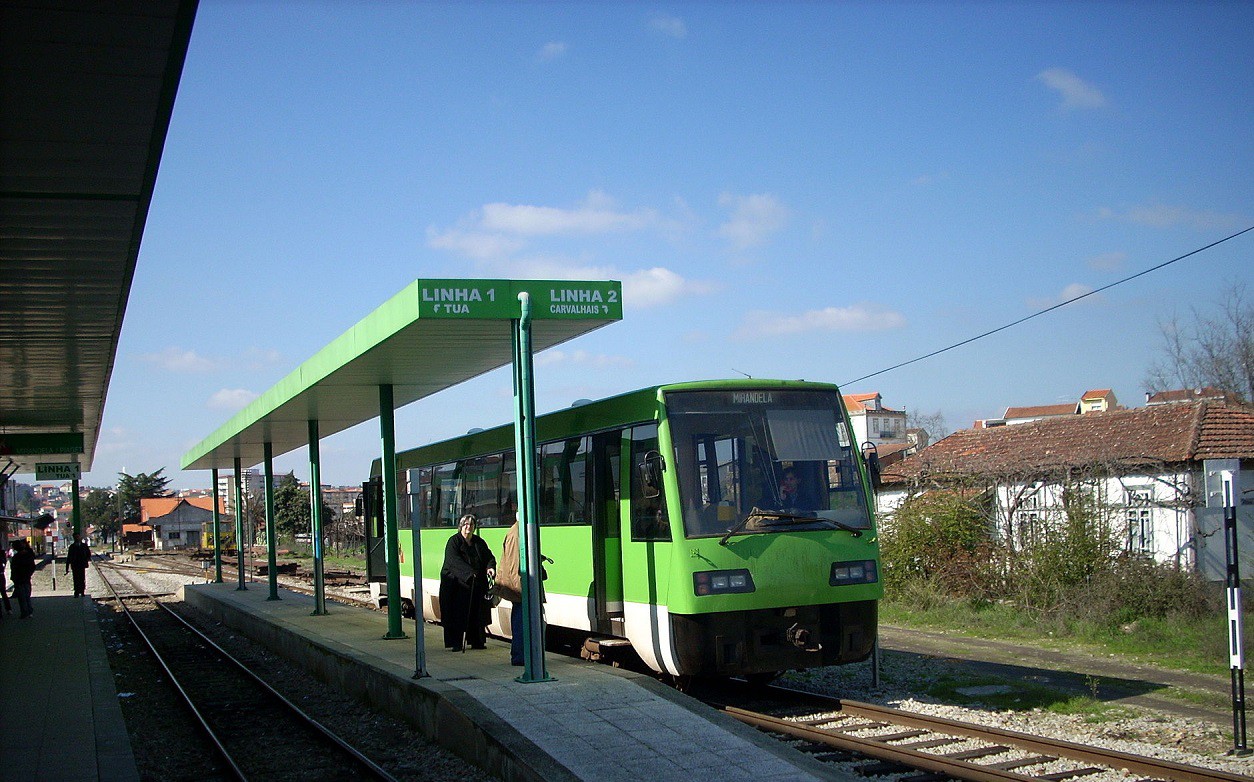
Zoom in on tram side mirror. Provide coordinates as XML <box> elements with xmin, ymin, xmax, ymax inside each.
<box><xmin>638</xmin><ymin>451</ymin><xmax>666</xmax><ymax>499</ymax></box>
<box><xmin>861</xmin><ymin>443</ymin><xmax>883</xmax><ymax>491</ymax></box>
<box><xmin>354</xmin><ymin>494</ymin><xmax>364</xmax><ymax>518</ymax></box>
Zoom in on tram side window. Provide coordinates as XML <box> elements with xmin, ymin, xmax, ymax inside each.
<box><xmin>630</xmin><ymin>424</ymin><xmax>670</xmax><ymax>542</ymax></box>
<box><xmin>426</xmin><ymin>462</ymin><xmax>462</xmax><ymax>528</ymax></box>
<box><xmin>539</xmin><ymin>436</ymin><xmax>590</xmax><ymax>525</ymax></box>
<box><xmin>462</xmin><ymin>453</ymin><xmax>511</xmax><ymax>528</ymax></box>
<box><xmin>414</xmin><ymin>467</ymin><xmax>435</xmax><ymax>528</ymax></box>
<box><xmin>399</xmin><ymin>468</ymin><xmax>423</xmax><ymax>530</ymax></box>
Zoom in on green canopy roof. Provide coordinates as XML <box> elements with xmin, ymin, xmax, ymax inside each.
<box><xmin>182</xmin><ymin>278</ymin><xmax>622</xmax><ymax>471</ymax></box>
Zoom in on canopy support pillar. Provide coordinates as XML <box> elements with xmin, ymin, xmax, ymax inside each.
<box><xmin>233</xmin><ymin>458</ymin><xmax>247</xmax><ymax>590</ymax></box>
<box><xmin>309</xmin><ymin>419</ymin><xmax>328</xmax><ymax>615</ymax></box>
<box><xmin>380</xmin><ymin>384</ymin><xmax>406</xmax><ymax>640</ymax></box>
<box><xmin>211</xmin><ymin>468</ymin><xmax>223</xmax><ymax>582</ymax></box>
<box><xmin>514</xmin><ymin>292</ymin><xmax>552</xmax><ymax>683</ymax></box>
<box><xmin>263</xmin><ymin>442</ymin><xmax>280</xmax><ymax>600</ymax></box>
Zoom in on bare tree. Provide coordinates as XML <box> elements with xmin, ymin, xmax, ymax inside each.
<box><xmin>1146</xmin><ymin>282</ymin><xmax>1254</xmax><ymax>403</ymax></box>
<box><xmin>905</xmin><ymin>409</ymin><xmax>949</xmax><ymax>446</ymax></box>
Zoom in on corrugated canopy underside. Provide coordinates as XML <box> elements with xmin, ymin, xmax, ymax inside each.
<box><xmin>0</xmin><ymin>0</ymin><xmax>197</xmax><ymax>474</ymax></box>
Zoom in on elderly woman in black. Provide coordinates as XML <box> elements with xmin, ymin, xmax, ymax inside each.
<box><xmin>439</xmin><ymin>514</ymin><xmax>496</xmax><ymax>650</ymax></box>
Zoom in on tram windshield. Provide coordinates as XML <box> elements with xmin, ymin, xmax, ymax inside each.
<box><xmin>665</xmin><ymin>389</ymin><xmax>871</xmax><ymax>540</ymax></box>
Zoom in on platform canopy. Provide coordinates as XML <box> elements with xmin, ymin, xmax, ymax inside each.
<box><xmin>0</xmin><ymin>0</ymin><xmax>198</xmax><ymax>475</ymax></box>
<box><xmin>182</xmin><ymin>278</ymin><xmax>622</xmax><ymax>472</ymax></box>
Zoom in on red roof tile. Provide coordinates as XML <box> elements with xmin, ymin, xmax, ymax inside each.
<box><xmin>1003</xmin><ymin>403</ymin><xmax>1077</xmax><ymax>419</ymax></box>
<box><xmin>140</xmin><ymin>496</ymin><xmax>222</xmax><ymax>523</ymax></box>
<box><xmin>885</xmin><ymin>401</ymin><xmax>1254</xmax><ymax>483</ymax></box>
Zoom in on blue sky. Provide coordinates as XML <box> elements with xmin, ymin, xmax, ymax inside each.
<box><xmin>84</xmin><ymin>1</ymin><xmax>1253</xmax><ymax>490</ymax></box>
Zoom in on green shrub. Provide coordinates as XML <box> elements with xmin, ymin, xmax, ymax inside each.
<box><xmin>881</xmin><ymin>492</ymin><xmax>996</xmax><ymax>599</ymax></box>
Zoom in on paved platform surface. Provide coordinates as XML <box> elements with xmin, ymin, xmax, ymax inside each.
<box><xmin>0</xmin><ymin>556</ymin><xmax>139</xmax><ymax>782</ymax></box>
<box><xmin>183</xmin><ymin>581</ymin><xmax>842</xmax><ymax>782</ymax></box>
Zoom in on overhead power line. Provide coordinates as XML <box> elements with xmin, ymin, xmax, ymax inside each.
<box><xmin>842</xmin><ymin>224</ymin><xmax>1254</xmax><ymax>387</ymax></box>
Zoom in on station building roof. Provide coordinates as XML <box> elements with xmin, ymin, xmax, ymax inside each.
<box><xmin>0</xmin><ymin>0</ymin><xmax>198</xmax><ymax>474</ymax></box>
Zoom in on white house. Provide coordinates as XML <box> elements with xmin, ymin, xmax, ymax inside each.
<box><xmin>843</xmin><ymin>392</ymin><xmax>909</xmax><ymax>448</ymax></box>
<box><xmin>141</xmin><ymin>497</ymin><xmax>221</xmax><ymax>550</ymax></box>
<box><xmin>877</xmin><ymin>399</ymin><xmax>1254</xmax><ymax>580</ymax></box>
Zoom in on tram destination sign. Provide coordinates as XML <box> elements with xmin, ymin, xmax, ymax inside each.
<box><xmin>0</xmin><ymin>432</ymin><xmax>85</xmax><ymax>456</ymax></box>
<box><xmin>416</xmin><ymin>279</ymin><xmax>622</xmax><ymax>320</ymax></box>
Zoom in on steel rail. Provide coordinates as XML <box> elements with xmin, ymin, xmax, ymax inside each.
<box><xmin>713</xmin><ymin>684</ymin><xmax>1249</xmax><ymax>782</ymax></box>
<box><xmin>93</xmin><ymin>562</ymin><xmax>400</xmax><ymax>782</ymax></box>
<box><xmin>722</xmin><ymin>706</ymin><xmax>1042</xmax><ymax>782</ymax></box>
<box><xmin>95</xmin><ymin>562</ymin><xmax>250</xmax><ymax>781</ymax></box>
<box><xmin>831</xmin><ymin>697</ymin><xmax>1250</xmax><ymax>782</ymax></box>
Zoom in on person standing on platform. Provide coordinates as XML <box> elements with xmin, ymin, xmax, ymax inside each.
<box><xmin>65</xmin><ymin>536</ymin><xmax>91</xmax><ymax>597</ymax></box>
<box><xmin>10</xmin><ymin>539</ymin><xmax>37</xmax><ymax>619</ymax></box>
<box><xmin>438</xmin><ymin>514</ymin><xmax>495</xmax><ymax>651</ymax></box>
<box><xmin>495</xmin><ymin>521</ymin><xmax>525</xmax><ymax>665</ymax></box>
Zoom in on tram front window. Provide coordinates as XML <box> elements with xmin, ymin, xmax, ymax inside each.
<box><xmin>665</xmin><ymin>389</ymin><xmax>871</xmax><ymax>539</ymax></box>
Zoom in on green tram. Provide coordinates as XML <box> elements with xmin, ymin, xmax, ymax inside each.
<box><xmin>366</xmin><ymin>379</ymin><xmax>881</xmax><ymax>678</ymax></box>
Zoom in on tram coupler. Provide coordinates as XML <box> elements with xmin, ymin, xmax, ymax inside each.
<box><xmin>786</xmin><ymin>622</ymin><xmax>823</xmax><ymax>652</ymax></box>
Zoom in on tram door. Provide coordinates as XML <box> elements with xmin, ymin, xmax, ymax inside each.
<box><xmin>361</xmin><ymin>477</ymin><xmax>385</xmax><ymax>583</ymax></box>
<box><xmin>590</xmin><ymin>431</ymin><xmax>624</xmax><ymax>636</ymax></box>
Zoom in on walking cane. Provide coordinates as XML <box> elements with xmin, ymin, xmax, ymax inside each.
<box><xmin>462</xmin><ymin>573</ymin><xmax>475</xmax><ymax>653</ymax></box>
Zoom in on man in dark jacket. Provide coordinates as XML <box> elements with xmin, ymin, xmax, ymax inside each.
<box><xmin>66</xmin><ymin>536</ymin><xmax>91</xmax><ymax>597</ymax></box>
<box><xmin>10</xmin><ymin>539</ymin><xmax>37</xmax><ymax>618</ymax></box>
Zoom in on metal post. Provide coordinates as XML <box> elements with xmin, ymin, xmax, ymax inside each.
<box><xmin>211</xmin><ymin>468</ymin><xmax>223</xmax><ymax>582</ymax></box>
<box><xmin>71</xmin><ymin>477</ymin><xmax>81</xmax><ymax>540</ymax></box>
<box><xmin>309</xmin><ymin>419</ymin><xmax>327</xmax><ymax>616</ymax></box>
<box><xmin>380</xmin><ymin>384</ymin><xmax>406</xmax><ymax>640</ymax></box>
<box><xmin>234</xmin><ymin>458</ymin><xmax>247</xmax><ymax>590</ymax></box>
<box><xmin>263</xmin><ymin>442</ymin><xmax>279</xmax><ymax>601</ymax></box>
<box><xmin>411</xmin><ymin>487</ymin><xmax>427</xmax><ymax>678</ymax></box>
<box><xmin>513</xmin><ymin>292</ymin><xmax>552</xmax><ymax>683</ymax></box>
<box><xmin>1222</xmin><ymin>469</ymin><xmax>1250</xmax><ymax>756</ymax></box>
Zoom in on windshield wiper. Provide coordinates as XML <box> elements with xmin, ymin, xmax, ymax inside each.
<box><xmin>748</xmin><ymin>509</ymin><xmax>864</xmax><ymax>537</ymax></box>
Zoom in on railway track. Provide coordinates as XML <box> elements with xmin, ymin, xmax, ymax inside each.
<box><xmin>94</xmin><ymin>561</ymin><xmax>400</xmax><ymax>782</ymax></box>
<box><xmin>106</xmin><ymin>553</ymin><xmax>377</xmax><ymax>608</ymax></box>
<box><xmin>706</xmin><ymin>683</ymin><xmax>1250</xmax><ymax>782</ymax></box>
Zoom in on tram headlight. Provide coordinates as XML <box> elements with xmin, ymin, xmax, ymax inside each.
<box><xmin>829</xmin><ymin>559</ymin><xmax>878</xmax><ymax>586</ymax></box>
<box><xmin>693</xmin><ymin>568</ymin><xmax>756</xmax><ymax>596</ymax></box>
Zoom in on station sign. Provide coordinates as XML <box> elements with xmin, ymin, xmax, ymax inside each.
<box><xmin>36</xmin><ymin>462</ymin><xmax>82</xmax><ymax>481</ymax></box>
<box><xmin>415</xmin><ymin>279</ymin><xmax>623</xmax><ymax>321</ymax></box>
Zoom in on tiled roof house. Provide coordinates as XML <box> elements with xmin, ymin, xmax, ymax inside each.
<box><xmin>879</xmin><ymin>400</ymin><xmax>1254</xmax><ymax>579</ymax></box>
<box><xmin>141</xmin><ymin>496</ymin><xmax>222</xmax><ymax>551</ymax></box>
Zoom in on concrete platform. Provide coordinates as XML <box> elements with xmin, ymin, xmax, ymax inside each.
<box><xmin>0</xmin><ymin>557</ymin><xmax>140</xmax><ymax>782</ymax></box>
<box><xmin>181</xmin><ymin>582</ymin><xmax>844</xmax><ymax>782</ymax></box>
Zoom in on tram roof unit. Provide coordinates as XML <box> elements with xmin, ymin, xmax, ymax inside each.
<box><xmin>0</xmin><ymin>1</ymin><xmax>198</xmax><ymax>475</ymax></box>
<box><xmin>181</xmin><ymin>278</ymin><xmax>623</xmax><ymax>472</ymax></box>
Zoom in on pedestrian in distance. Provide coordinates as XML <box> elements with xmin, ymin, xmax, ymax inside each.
<box><xmin>0</xmin><ymin>546</ymin><xmax>11</xmax><ymax>617</ymax></box>
<box><xmin>438</xmin><ymin>514</ymin><xmax>496</xmax><ymax>651</ymax></box>
<box><xmin>66</xmin><ymin>536</ymin><xmax>91</xmax><ymax>597</ymax></box>
<box><xmin>10</xmin><ymin>539</ymin><xmax>37</xmax><ymax>619</ymax></box>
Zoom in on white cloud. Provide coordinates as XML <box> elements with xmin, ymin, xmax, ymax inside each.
<box><xmin>1037</xmin><ymin>68</ymin><xmax>1107</xmax><ymax>110</ymax></box>
<box><xmin>1087</xmin><ymin>251</ymin><xmax>1127</xmax><ymax>272</ymax></box>
<box><xmin>1027</xmin><ymin>283</ymin><xmax>1098</xmax><ymax>309</ymax></box>
<box><xmin>538</xmin><ymin>41</ymin><xmax>567</xmax><ymax>61</ymax></box>
<box><xmin>717</xmin><ymin>192</ymin><xmax>789</xmax><ymax>250</ymax></box>
<box><xmin>426</xmin><ymin>226</ymin><xmax>526</xmax><ymax>260</ymax></box>
<box><xmin>480</xmin><ymin>191</ymin><xmax>657</xmax><ymax>236</ymax></box>
<box><xmin>208</xmin><ymin>388</ymin><xmax>258</xmax><ymax>411</ymax></box>
<box><xmin>427</xmin><ymin>192</ymin><xmax>664</xmax><ymax>262</ymax></box>
<box><xmin>139</xmin><ymin>347</ymin><xmax>218</xmax><ymax>372</ymax></box>
<box><xmin>534</xmin><ymin>349</ymin><xmax>634</xmax><ymax>369</ymax></box>
<box><xmin>1094</xmin><ymin>203</ymin><xmax>1247</xmax><ymax>230</ymax></box>
<box><xmin>244</xmin><ymin>346</ymin><xmax>284</xmax><ymax>370</ymax></box>
<box><xmin>651</xmin><ymin>14</ymin><xmax>687</xmax><ymax>39</ymax></box>
<box><xmin>623</xmin><ymin>267</ymin><xmax>718</xmax><ymax>308</ymax></box>
<box><xmin>734</xmin><ymin>304</ymin><xmax>906</xmax><ymax>339</ymax></box>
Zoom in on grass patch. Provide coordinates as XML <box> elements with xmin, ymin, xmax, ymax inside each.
<box><xmin>880</xmin><ymin>595</ymin><xmax>1240</xmax><ymax>678</ymax></box>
